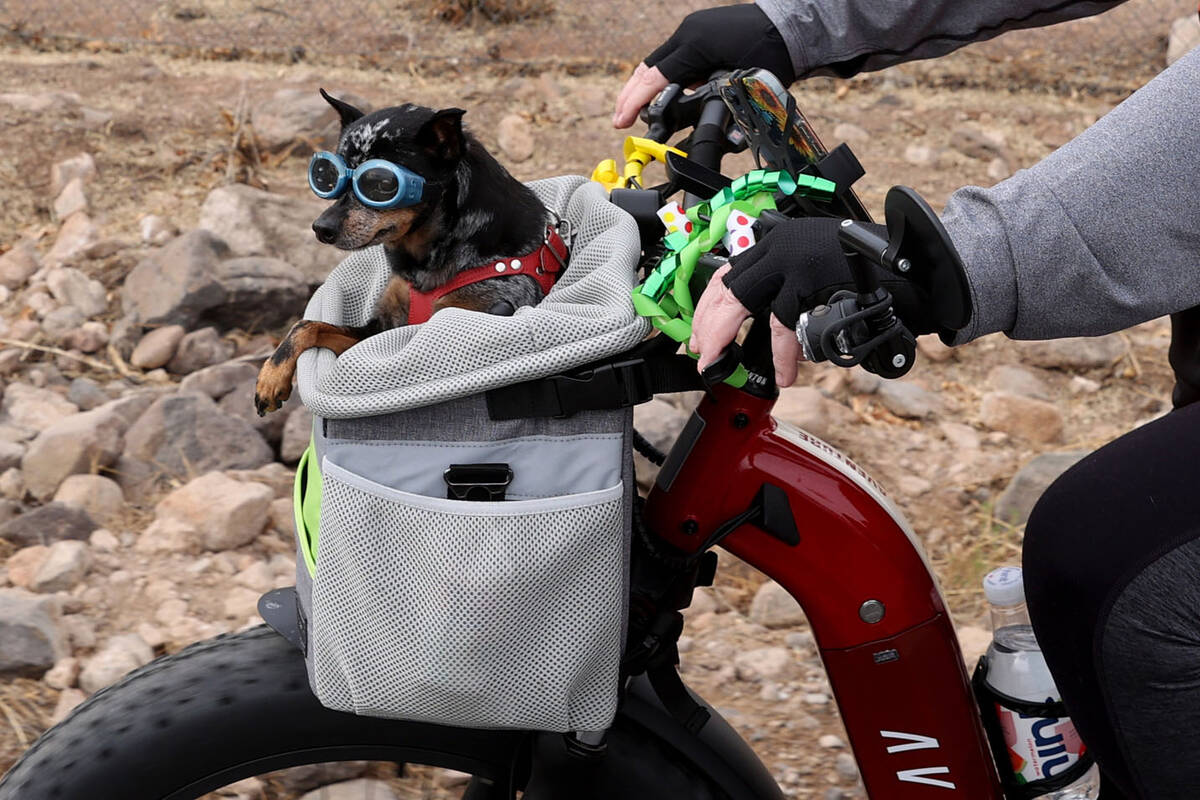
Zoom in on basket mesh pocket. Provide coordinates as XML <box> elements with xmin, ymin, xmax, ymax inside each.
<box><xmin>310</xmin><ymin>460</ymin><xmax>625</xmax><ymax>732</ymax></box>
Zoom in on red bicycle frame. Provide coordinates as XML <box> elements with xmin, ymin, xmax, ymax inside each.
<box><xmin>644</xmin><ymin>383</ymin><xmax>1005</xmax><ymax>798</ymax></box>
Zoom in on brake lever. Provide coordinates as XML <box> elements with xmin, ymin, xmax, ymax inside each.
<box><xmin>699</xmin><ymin>342</ymin><xmax>744</xmax><ymax>387</ymax></box>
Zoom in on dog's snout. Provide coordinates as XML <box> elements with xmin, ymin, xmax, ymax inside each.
<box><xmin>313</xmin><ymin>218</ymin><xmax>339</xmax><ymax>245</ymax></box>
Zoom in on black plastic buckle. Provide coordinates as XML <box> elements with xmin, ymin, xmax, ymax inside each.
<box><xmin>550</xmin><ymin>359</ymin><xmax>652</xmax><ymax>417</ymax></box>
<box><xmin>444</xmin><ymin>463</ymin><xmax>513</xmax><ymax>501</ymax></box>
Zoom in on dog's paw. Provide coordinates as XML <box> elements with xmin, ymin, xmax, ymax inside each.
<box><xmin>254</xmin><ymin>364</ymin><xmax>294</xmax><ymax>416</ymax></box>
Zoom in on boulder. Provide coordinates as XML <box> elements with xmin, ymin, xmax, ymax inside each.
<box><xmin>0</xmin><ymin>240</ymin><xmax>40</xmax><ymax>288</ymax></box>
<box><xmin>1017</xmin><ymin>335</ymin><xmax>1125</xmax><ymax>370</ymax></box>
<box><xmin>46</xmin><ymin>266</ymin><xmax>108</xmax><ymax>317</ymax></box>
<box><xmin>79</xmin><ymin>634</ymin><xmax>154</xmax><ymax>693</ymax></box>
<box><xmin>280</xmin><ymin>405</ymin><xmax>314</xmax><ymax>464</ymax></box>
<box><xmin>994</xmin><ymin>451</ymin><xmax>1088</xmax><ymax>525</ymax></box>
<box><xmin>1168</xmin><ymin>14</ymin><xmax>1200</xmax><ymax>66</ymax></box>
<box><xmin>749</xmin><ymin>580</ymin><xmax>806</xmax><ymax>629</ymax></box>
<box><xmin>154</xmin><ymin>471</ymin><xmax>273</xmax><ymax>551</ymax></box>
<box><xmin>218</xmin><ymin>377</ymin><xmax>291</xmax><ymax>445</ymax></box>
<box><xmin>122</xmin><ymin>393</ymin><xmax>274</xmax><ymax>478</ymax></box>
<box><xmin>121</xmin><ymin>230</ymin><xmax>230</xmax><ymax>328</ymax></box>
<box><xmin>2</xmin><ymin>383</ymin><xmax>79</xmax><ymax>432</ymax></box>
<box><xmin>166</xmin><ymin>327</ymin><xmax>236</xmax><ymax>375</ymax></box>
<box><xmin>53</xmin><ymin>474</ymin><xmax>125</xmax><ymax>524</ymax></box>
<box><xmin>210</xmin><ymin>256</ymin><xmax>309</xmax><ymax>329</ymax></box>
<box><xmin>876</xmin><ymin>381</ymin><xmax>940</xmax><ymax>419</ymax></box>
<box><xmin>130</xmin><ymin>324</ymin><xmax>186</xmax><ymax>369</ymax></box>
<box><xmin>197</xmin><ymin>184</ymin><xmax>332</xmax><ymax>285</ymax></box>
<box><xmin>0</xmin><ymin>589</ymin><xmax>67</xmax><ymax>677</ymax></box>
<box><xmin>979</xmin><ymin>392</ymin><xmax>1064</xmax><ymax>444</ymax></box>
<box><xmin>178</xmin><ymin>360</ymin><xmax>260</xmax><ymax>399</ymax></box>
<box><xmin>0</xmin><ymin>503</ymin><xmax>96</xmax><ymax>547</ymax></box>
<box><xmin>20</xmin><ymin>406</ymin><xmax>126</xmax><ymax>499</ymax></box>
<box><xmin>250</xmin><ymin>87</ymin><xmax>370</xmax><ymax>153</ymax></box>
<box><xmin>29</xmin><ymin>540</ymin><xmax>92</xmax><ymax>593</ymax></box>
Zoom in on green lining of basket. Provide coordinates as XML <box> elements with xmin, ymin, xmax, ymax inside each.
<box><xmin>293</xmin><ymin>442</ymin><xmax>322</xmax><ymax>577</ymax></box>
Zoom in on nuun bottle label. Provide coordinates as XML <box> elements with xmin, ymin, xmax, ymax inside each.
<box><xmin>996</xmin><ymin>704</ymin><xmax>1088</xmax><ymax>784</ymax></box>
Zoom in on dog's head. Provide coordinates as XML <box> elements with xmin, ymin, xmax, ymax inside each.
<box><xmin>310</xmin><ymin>90</ymin><xmax>466</xmax><ymax>252</ymax></box>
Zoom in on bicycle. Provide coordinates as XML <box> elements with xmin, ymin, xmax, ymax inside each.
<box><xmin>0</xmin><ymin>72</ymin><xmax>1055</xmax><ymax>800</ymax></box>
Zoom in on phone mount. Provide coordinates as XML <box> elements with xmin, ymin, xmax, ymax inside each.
<box><xmin>798</xmin><ymin>186</ymin><xmax>972</xmax><ymax>378</ymax></box>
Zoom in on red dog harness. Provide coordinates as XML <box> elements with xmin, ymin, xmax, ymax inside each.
<box><xmin>406</xmin><ymin>226</ymin><xmax>569</xmax><ymax>324</ymax></box>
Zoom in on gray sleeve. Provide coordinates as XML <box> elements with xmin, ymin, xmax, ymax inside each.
<box><xmin>940</xmin><ymin>45</ymin><xmax>1200</xmax><ymax>344</ymax></box>
<box><xmin>756</xmin><ymin>0</ymin><xmax>1125</xmax><ymax>78</ymax></box>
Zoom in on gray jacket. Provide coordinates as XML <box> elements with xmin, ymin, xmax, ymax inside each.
<box><xmin>758</xmin><ymin>0</ymin><xmax>1200</xmax><ymax>344</ymax></box>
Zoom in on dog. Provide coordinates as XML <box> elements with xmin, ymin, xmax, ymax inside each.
<box><xmin>254</xmin><ymin>90</ymin><xmax>567</xmax><ymax>415</ymax></box>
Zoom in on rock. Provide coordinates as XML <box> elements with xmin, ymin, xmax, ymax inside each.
<box><xmin>0</xmin><ymin>441</ymin><xmax>23</xmax><ymax>472</ymax></box>
<box><xmin>633</xmin><ymin>398</ymin><xmax>689</xmax><ymax>452</ymax></box>
<box><xmin>987</xmin><ymin>365</ymin><xmax>1050</xmax><ymax>400</ymax></box>
<box><xmin>139</xmin><ymin>214</ymin><xmax>178</xmax><ymax>245</ymax></box>
<box><xmin>197</xmin><ymin>184</ymin><xmax>331</xmax><ymax>285</ymax></box>
<box><xmin>916</xmin><ymin>334</ymin><xmax>955</xmax><ymax>362</ymax></box>
<box><xmin>53</xmin><ymin>474</ymin><xmax>124</xmax><ymax>524</ymax></box>
<box><xmin>774</xmin><ymin>387</ymin><xmax>857</xmax><ymax>440</ymax></box>
<box><xmin>223</xmin><ymin>586</ymin><xmax>262</xmax><ymax>620</ymax></box>
<box><xmin>49</xmin><ymin>688</ymin><xmax>86</xmax><ymax>725</ymax></box>
<box><xmin>166</xmin><ymin>327</ymin><xmax>235</xmax><ymax>375</ymax></box>
<box><xmin>956</xmin><ymin>624</ymin><xmax>992</xmax><ymax>666</ymax></box>
<box><xmin>846</xmin><ymin>367</ymin><xmax>881</xmax><ymax>394</ymax></box>
<box><xmin>0</xmin><ymin>240</ymin><xmax>40</xmax><ymax>288</ymax></box>
<box><xmin>210</xmin><ymin>256</ymin><xmax>309</xmax><ymax>329</ymax></box>
<box><xmin>219</xmin><ymin>377</ymin><xmax>291</xmax><ymax>445</ymax></box>
<box><xmin>497</xmin><ymin>114</ymin><xmax>534</xmax><ymax>162</ymax></box>
<box><xmin>987</xmin><ymin>157</ymin><xmax>1010</xmax><ymax>182</ymax></box>
<box><xmin>876</xmin><ymin>381</ymin><xmax>940</xmax><ymax>419</ymax></box>
<box><xmin>832</xmin><ymin>122</ymin><xmax>870</xmax><ymax>144</ymax></box>
<box><xmin>1068</xmin><ymin>375</ymin><xmax>1101</xmax><ymax>395</ymax></box>
<box><xmin>89</xmin><ymin>528</ymin><xmax>119</xmax><ymax>551</ymax></box>
<box><xmin>281</xmin><ymin>405</ymin><xmax>313</xmax><ymax>463</ymax></box>
<box><xmin>0</xmin><ymin>90</ymin><xmax>80</xmax><ymax>113</ymax></box>
<box><xmin>272</xmin><ymin>763</ymin><xmax>371</xmax><ymax>795</ymax></box>
<box><xmin>50</xmin><ymin>153</ymin><xmax>97</xmax><ymax>197</ymax></box>
<box><xmin>102</xmin><ymin>392</ymin><xmax>160</xmax><ymax>428</ymax></box>
<box><xmin>979</xmin><ymin>392</ymin><xmax>1064</xmax><ymax>443</ymax></box>
<box><xmin>938</xmin><ymin>421</ymin><xmax>980</xmax><ymax>451</ymax></box>
<box><xmin>0</xmin><ymin>468</ymin><xmax>24</xmax><ymax>501</ymax></box>
<box><xmin>53</xmin><ymin>176</ymin><xmax>89</xmax><ymax>220</ymax></box>
<box><xmin>819</xmin><ymin>734</ymin><xmax>845</xmax><ymax>749</ymax></box>
<box><xmin>298</xmin><ymin>780</ymin><xmax>397</xmax><ymax>800</ymax></box>
<box><xmin>224</xmin><ymin>461</ymin><xmax>296</xmax><ymax>498</ymax></box>
<box><xmin>123</xmin><ymin>393</ymin><xmax>274</xmax><ymax>478</ymax></box>
<box><xmin>2</xmin><ymin>383</ymin><xmax>79</xmax><ymax>432</ymax></box>
<box><xmin>6</xmin><ymin>546</ymin><xmax>50</xmax><ymax>589</ymax></box>
<box><xmin>749</xmin><ymin>580</ymin><xmax>806</xmax><ymax>629</ymax></box>
<box><xmin>994</xmin><ymin>451</ymin><xmax>1088</xmax><ymax>525</ymax></box>
<box><xmin>950</xmin><ymin>126</ymin><xmax>1007</xmax><ymax>161</ymax></box>
<box><xmin>66</xmin><ymin>377</ymin><xmax>108</xmax><ymax>411</ymax></box>
<box><xmin>26</xmin><ymin>289</ymin><xmax>59</xmax><ymax>320</ymax></box>
<box><xmin>121</xmin><ymin>231</ymin><xmax>230</xmax><ymax>328</ymax></box>
<box><xmin>79</xmin><ymin>634</ymin><xmax>154</xmax><ymax>693</ymax></box>
<box><xmin>130</xmin><ymin>325</ymin><xmax>187</xmax><ymax>369</ymax></box>
<box><xmin>40</xmin><ymin>306</ymin><xmax>86</xmax><ymax>343</ymax></box>
<box><xmin>46</xmin><ymin>267</ymin><xmax>107</xmax><ymax>317</ymax></box>
<box><xmin>61</xmin><ymin>322</ymin><xmax>109</xmax><ymax>354</ymax></box>
<box><xmin>178</xmin><ymin>360</ymin><xmax>260</xmax><ymax>399</ymax></box>
<box><xmin>1168</xmin><ymin>14</ymin><xmax>1200</xmax><ymax>65</ymax></box>
<box><xmin>0</xmin><ymin>589</ymin><xmax>66</xmax><ymax>677</ymax></box>
<box><xmin>1017</xmin><ymin>335</ymin><xmax>1125</xmax><ymax>370</ymax></box>
<box><xmin>834</xmin><ymin>752</ymin><xmax>859</xmax><ymax>781</ymax></box>
<box><xmin>897</xmin><ymin>475</ymin><xmax>932</xmax><ymax>497</ymax></box>
<box><xmin>0</xmin><ymin>503</ymin><xmax>96</xmax><ymax>547</ymax></box>
<box><xmin>155</xmin><ymin>471</ymin><xmax>272</xmax><ymax>551</ymax></box>
<box><xmin>20</xmin><ymin>406</ymin><xmax>126</xmax><ymax>499</ymax></box>
<box><xmin>45</xmin><ymin>212</ymin><xmax>99</xmax><ymax>267</ymax></box>
<box><xmin>30</xmin><ymin>540</ymin><xmax>91</xmax><ymax>593</ymax></box>
<box><xmin>734</xmin><ymin>647</ymin><xmax>794</xmax><ymax>682</ymax></box>
<box><xmin>44</xmin><ymin>656</ymin><xmax>80</xmax><ymax>689</ymax></box>
<box><xmin>903</xmin><ymin>144</ymin><xmax>936</xmax><ymax>166</ymax></box>
<box><xmin>251</xmin><ymin>87</ymin><xmax>370</xmax><ymax>153</ymax></box>
<box><xmin>135</xmin><ymin>517</ymin><xmax>198</xmax><ymax>554</ymax></box>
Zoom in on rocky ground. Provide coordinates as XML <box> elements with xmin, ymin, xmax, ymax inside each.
<box><xmin>0</xmin><ymin>11</ymin><xmax>1198</xmax><ymax>799</ymax></box>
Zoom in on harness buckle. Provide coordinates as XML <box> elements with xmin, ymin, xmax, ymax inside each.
<box><xmin>549</xmin><ymin>359</ymin><xmax>652</xmax><ymax>417</ymax></box>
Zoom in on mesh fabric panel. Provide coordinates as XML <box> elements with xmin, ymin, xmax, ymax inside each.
<box><xmin>296</xmin><ymin>176</ymin><xmax>650</xmax><ymax>418</ymax></box>
<box><xmin>311</xmin><ymin>465</ymin><xmax>624</xmax><ymax>731</ymax></box>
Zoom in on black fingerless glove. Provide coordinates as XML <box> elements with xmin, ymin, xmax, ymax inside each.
<box><xmin>723</xmin><ymin>217</ymin><xmax>939</xmax><ymax>335</ymax></box>
<box><xmin>644</xmin><ymin>4</ymin><xmax>796</xmax><ymax>88</ymax></box>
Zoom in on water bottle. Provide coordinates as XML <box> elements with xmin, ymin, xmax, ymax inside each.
<box><xmin>979</xmin><ymin>567</ymin><xmax>1100</xmax><ymax>799</ymax></box>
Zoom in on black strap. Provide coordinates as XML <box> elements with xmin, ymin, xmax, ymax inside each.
<box><xmin>486</xmin><ymin>354</ymin><xmax>703</xmax><ymax>420</ymax></box>
<box><xmin>647</xmin><ymin>646</ymin><xmax>711</xmax><ymax>735</ymax></box>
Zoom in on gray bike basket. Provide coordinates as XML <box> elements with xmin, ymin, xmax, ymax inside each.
<box><xmin>291</xmin><ymin>176</ymin><xmax>647</xmax><ymax>733</ymax></box>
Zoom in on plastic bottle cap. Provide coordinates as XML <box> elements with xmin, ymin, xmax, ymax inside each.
<box><xmin>983</xmin><ymin>566</ymin><xmax>1026</xmax><ymax>607</ymax></box>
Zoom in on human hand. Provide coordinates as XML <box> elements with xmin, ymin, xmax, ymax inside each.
<box><xmin>612</xmin><ymin>4</ymin><xmax>795</xmax><ymax>129</ymax></box>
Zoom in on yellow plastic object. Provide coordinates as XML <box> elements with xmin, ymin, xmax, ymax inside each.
<box><xmin>591</xmin><ymin>136</ymin><xmax>687</xmax><ymax>192</ymax></box>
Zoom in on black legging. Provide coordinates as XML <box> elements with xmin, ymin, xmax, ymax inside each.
<box><xmin>1023</xmin><ymin>400</ymin><xmax>1200</xmax><ymax>799</ymax></box>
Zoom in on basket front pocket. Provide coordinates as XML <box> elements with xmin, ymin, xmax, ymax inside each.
<box><xmin>310</xmin><ymin>457</ymin><xmax>625</xmax><ymax>733</ymax></box>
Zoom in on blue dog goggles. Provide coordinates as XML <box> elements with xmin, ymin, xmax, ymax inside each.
<box><xmin>307</xmin><ymin>151</ymin><xmax>426</xmax><ymax>209</ymax></box>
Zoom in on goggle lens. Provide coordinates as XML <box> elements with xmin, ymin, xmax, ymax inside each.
<box><xmin>357</xmin><ymin>166</ymin><xmax>402</xmax><ymax>204</ymax></box>
<box><xmin>310</xmin><ymin>157</ymin><xmax>341</xmax><ymax>194</ymax></box>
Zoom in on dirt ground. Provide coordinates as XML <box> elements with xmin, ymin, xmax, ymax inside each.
<box><xmin>0</xmin><ymin>2</ymin><xmax>1190</xmax><ymax>795</ymax></box>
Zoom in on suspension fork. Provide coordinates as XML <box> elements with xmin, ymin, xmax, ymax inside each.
<box><xmin>644</xmin><ymin>385</ymin><xmax>1003</xmax><ymax>798</ymax></box>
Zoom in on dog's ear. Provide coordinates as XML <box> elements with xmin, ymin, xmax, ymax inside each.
<box><xmin>417</xmin><ymin>108</ymin><xmax>467</xmax><ymax>162</ymax></box>
<box><xmin>320</xmin><ymin>88</ymin><xmax>365</xmax><ymax>128</ymax></box>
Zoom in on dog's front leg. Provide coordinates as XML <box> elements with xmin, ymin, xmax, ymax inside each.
<box><xmin>255</xmin><ymin>320</ymin><xmax>364</xmax><ymax>416</ymax></box>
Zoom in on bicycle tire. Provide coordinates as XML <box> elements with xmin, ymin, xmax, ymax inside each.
<box><xmin>0</xmin><ymin>626</ymin><xmax>744</xmax><ymax>800</ymax></box>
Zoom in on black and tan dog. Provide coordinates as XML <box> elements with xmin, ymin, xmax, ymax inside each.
<box><xmin>254</xmin><ymin>91</ymin><xmax>567</xmax><ymax>415</ymax></box>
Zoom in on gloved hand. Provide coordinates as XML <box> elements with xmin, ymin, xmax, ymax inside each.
<box><xmin>613</xmin><ymin>4</ymin><xmax>794</xmax><ymax>128</ymax></box>
<box><xmin>690</xmin><ymin>217</ymin><xmax>939</xmax><ymax>386</ymax></box>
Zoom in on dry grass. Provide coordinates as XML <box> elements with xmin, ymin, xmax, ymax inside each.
<box><xmin>0</xmin><ymin>679</ymin><xmax>57</xmax><ymax>776</ymax></box>
<box><xmin>431</xmin><ymin>0</ymin><xmax>555</xmax><ymax>25</ymax></box>
<box><xmin>934</xmin><ymin>505</ymin><xmax>1026</xmax><ymax>620</ymax></box>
